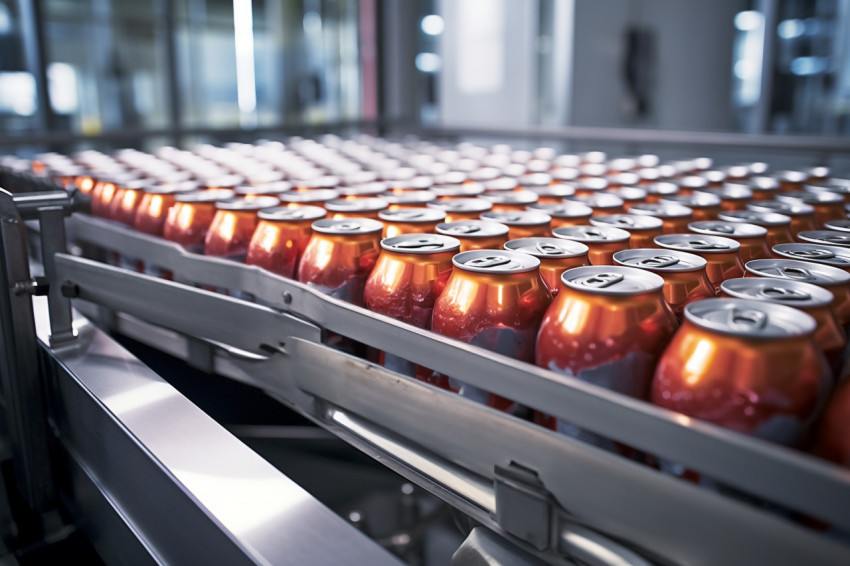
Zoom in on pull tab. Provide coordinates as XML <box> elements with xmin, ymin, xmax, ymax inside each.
<box><xmin>758</xmin><ymin>286</ymin><xmax>811</xmax><ymax>301</ymax></box>
<box><xmin>334</xmin><ymin>221</ymin><xmax>363</xmax><ymax>231</ymax></box>
<box><xmin>282</xmin><ymin>209</ymin><xmax>305</xmax><ymax>219</ymax></box>
<box><xmin>389</xmin><ymin>210</ymin><xmax>426</xmax><ymax>220</ymax></box>
<box><xmin>447</xmin><ymin>225</ymin><xmax>481</xmax><ymax>235</ymax></box>
<box><xmin>613</xmin><ymin>216</ymin><xmax>635</xmax><ymax>227</ymax></box>
<box><xmin>638</xmin><ymin>255</ymin><xmax>680</xmax><ymax>268</ymax></box>
<box><xmin>822</xmin><ymin>234</ymin><xmax>850</xmax><ymax>245</ymax></box>
<box><xmin>686</xmin><ymin>239</ymin><xmax>730</xmax><ymax>251</ymax></box>
<box><xmin>466</xmin><ymin>255</ymin><xmax>512</xmax><ymax>269</ymax></box>
<box><xmin>787</xmin><ymin>249</ymin><xmax>836</xmax><ymax>260</ymax></box>
<box><xmin>704</xmin><ymin>223</ymin><xmax>734</xmax><ymax>234</ymax></box>
<box><xmin>394</xmin><ymin>237</ymin><xmax>444</xmax><ymax>250</ymax></box>
<box><xmin>778</xmin><ymin>266</ymin><xmax>814</xmax><ymax>281</ymax></box>
<box><xmin>535</xmin><ymin>241</ymin><xmax>565</xmax><ymax>255</ymax></box>
<box><xmin>582</xmin><ymin>228</ymin><xmax>607</xmax><ymax>240</ymax></box>
<box><xmin>728</xmin><ymin>308</ymin><xmax>768</xmax><ymax>331</ymax></box>
<box><xmin>577</xmin><ymin>273</ymin><xmax>625</xmax><ymax>288</ymax></box>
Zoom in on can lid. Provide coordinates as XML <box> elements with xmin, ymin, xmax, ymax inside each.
<box><xmin>387</xmin><ymin>175</ymin><xmax>434</xmax><ymax>190</ymax></box>
<box><xmin>628</xmin><ymin>202</ymin><xmax>693</xmax><ymax>218</ymax></box>
<box><xmin>379</xmin><ymin>208</ymin><xmax>446</xmax><ymax>223</ymax></box>
<box><xmin>430</xmin><ymin>183</ymin><xmax>485</xmax><ymax>197</ymax></box>
<box><xmin>312</xmin><ymin>217</ymin><xmax>383</xmax><ymax>235</ymax></box>
<box><xmin>661</xmin><ymin>192</ymin><xmax>721</xmax><ymax>208</ymax></box>
<box><xmin>299</xmin><ymin>175</ymin><xmax>340</xmax><ymax>189</ymax></box>
<box><xmin>383</xmin><ymin>191</ymin><xmax>438</xmax><ymax>205</ymax></box>
<box><xmin>529</xmin><ymin>183</ymin><xmax>575</xmax><ymax>198</ymax></box>
<box><xmin>798</xmin><ymin>230</ymin><xmax>850</xmax><ymax>247</ymax></box>
<box><xmin>480</xmin><ymin>210</ymin><xmax>551</xmax><ymax>225</ymax></box>
<box><xmin>749</xmin><ymin>176</ymin><xmax>781</xmax><ymax>191</ymax></box>
<box><xmin>772</xmin><ymin>242</ymin><xmax>850</xmax><ymax>267</ymax></box>
<box><xmin>655</xmin><ymin>233</ymin><xmax>740</xmax><ymax>253</ymax></box>
<box><xmin>809</xmin><ymin>166</ymin><xmax>830</xmax><ymax>178</ymax></box>
<box><xmin>645</xmin><ymin>182</ymin><xmax>679</xmax><ymax>196</ymax></box>
<box><xmin>552</xmin><ymin>224</ymin><xmax>631</xmax><ymax>242</ymax></box>
<box><xmin>428</xmin><ymin>198</ymin><xmax>493</xmax><ymax>213</ymax></box>
<box><xmin>679</xmin><ymin>175</ymin><xmax>709</xmax><ymax>189</ymax></box>
<box><xmin>343</xmin><ymin>171</ymin><xmax>378</xmax><ymax>185</ymax></box>
<box><xmin>235</xmin><ymin>181</ymin><xmax>292</xmax><ymax>195</ymax></box>
<box><xmin>562</xmin><ymin>265</ymin><xmax>664</xmax><ymax>294</ymax></box>
<box><xmin>468</xmin><ymin>167</ymin><xmax>501</xmax><ymax>183</ymax></box>
<box><xmin>590</xmin><ymin>214</ymin><xmax>663</xmax><ymax>231</ymax></box>
<box><xmin>336</xmin><ymin>182</ymin><xmax>387</xmax><ymax>197</ymax></box>
<box><xmin>569</xmin><ymin>193</ymin><xmax>624</xmax><ymax>208</ymax></box>
<box><xmin>258</xmin><ymin>205</ymin><xmax>326</xmax><ymax>222</ymax></box>
<box><xmin>577</xmin><ymin>177</ymin><xmax>609</xmax><ymax>192</ymax></box>
<box><xmin>778</xmin><ymin>190</ymin><xmax>843</xmax><ymax>204</ymax></box>
<box><xmin>824</xmin><ymin>219</ymin><xmax>850</xmax><ymax>232</ymax></box>
<box><xmin>552</xmin><ymin>167</ymin><xmax>579</xmax><ymax>182</ymax></box>
<box><xmin>721</xmin><ymin>277</ymin><xmax>833</xmax><ymax>308</ymax></box>
<box><xmin>609</xmin><ymin>185</ymin><xmax>645</xmax><ymax>200</ymax></box>
<box><xmin>435</xmin><ymin>171</ymin><xmax>468</xmax><ymax>185</ymax></box>
<box><xmin>718</xmin><ymin>210</ymin><xmax>791</xmax><ymax>226</ymax></box>
<box><xmin>215</xmin><ymin>196</ymin><xmax>280</xmax><ymax>211</ymax></box>
<box><xmin>381</xmin><ymin>233</ymin><xmax>460</xmax><ymax>254</ymax></box>
<box><xmin>607</xmin><ymin>157</ymin><xmax>636</xmax><ymax>172</ymax></box>
<box><xmin>529</xmin><ymin>201</ymin><xmax>594</xmax><ymax>218</ymax></box>
<box><xmin>175</xmin><ymin>189</ymin><xmax>235</xmax><ymax>203</ymax></box>
<box><xmin>279</xmin><ymin>188</ymin><xmax>340</xmax><ymax>202</ymax></box>
<box><xmin>746</xmin><ymin>200</ymin><xmax>815</xmax><ymax>216</ymax></box>
<box><xmin>713</xmin><ymin>183</ymin><xmax>754</xmax><ymax>199</ymax></box>
<box><xmin>436</xmin><ymin>220</ymin><xmax>510</xmax><ymax>238</ymax></box>
<box><xmin>579</xmin><ymin>151</ymin><xmax>607</xmax><ymax>163</ymax></box>
<box><xmin>699</xmin><ymin>170</ymin><xmax>727</xmax><ymax>184</ymax></box>
<box><xmin>613</xmin><ymin>248</ymin><xmax>707</xmax><ymax>272</ymax></box>
<box><xmin>518</xmin><ymin>172</ymin><xmax>553</xmax><ymax>187</ymax></box>
<box><xmin>554</xmin><ymin>154</ymin><xmax>581</xmax><ymax>168</ymax></box>
<box><xmin>806</xmin><ymin>182</ymin><xmax>850</xmax><ymax>196</ymax></box>
<box><xmin>638</xmin><ymin>168</ymin><xmax>661</xmax><ymax>181</ymax></box>
<box><xmin>689</xmin><ymin>220</ymin><xmax>768</xmax><ymax>238</ymax></box>
<box><xmin>772</xmin><ymin>170</ymin><xmax>808</xmax><ymax>184</ymax></box>
<box><xmin>504</xmin><ymin>237</ymin><xmax>589</xmax><ymax>258</ymax></box>
<box><xmin>684</xmin><ymin>298</ymin><xmax>815</xmax><ymax>338</ymax></box>
<box><xmin>480</xmin><ymin>190</ymin><xmax>539</xmax><ymax>205</ymax></box>
<box><xmin>325</xmin><ymin>197</ymin><xmax>389</xmax><ymax>212</ymax></box>
<box><xmin>745</xmin><ymin>258</ymin><xmax>850</xmax><ymax>285</ymax></box>
<box><xmin>143</xmin><ymin>180</ymin><xmax>198</xmax><ymax>194</ymax></box>
<box><xmin>452</xmin><ymin>249</ymin><xmax>540</xmax><ymax>274</ymax></box>
<box><xmin>483</xmin><ymin>177</ymin><xmax>519</xmax><ymax>192</ymax></box>
<box><xmin>200</xmin><ymin>174</ymin><xmax>244</xmax><ymax>188</ymax></box>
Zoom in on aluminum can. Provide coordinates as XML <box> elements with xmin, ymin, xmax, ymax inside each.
<box><xmin>804</xmin><ymin>182</ymin><xmax>850</xmax><ymax>204</ymax></box>
<box><xmin>644</xmin><ymin>182</ymin><xmax>680</xmax><ymax>204</ymax></box>
<box><xmin>89</xmin><ymin>174</ymin><xmax>137</xmax><ymax>217</ymax></box>
<box><xmin>536</xmin><ymin>266</ymin><xmax>677</xmax><ymax>439</ymax></box>
<box><xmin>297</xmin><ymin>217</ymin><xmax>383</xmax><ymax>306</ymax></box>
<box><xmin>651</xmin><ymin>298</ymin><xmax>831</xmax><ymax>447</ymax></box>
<box><xmin>325</xmin><ymin>197</ymin><xmax>388</xmax><ymax>220</ymax></box>
<box><xmin>163</xmin><ymin>189</ymin><xmax>235</xmax><ymax>253</ymax></box>
<box><xmin>568</xmin><ymin>193</ymin><xmax>625</xmax><ymax>216</ymax></box>
<box><xmin>278</xmin><ymin>188</ymin><xmax>340</xmax><ymax>208</ymax></box>
<box><xmin>748</xmin><ymin>176</ymin><xmax>781</xmax><ymax>200</ymax></box>
<box><xmin>655</xmin><ymin>234</ymin><xmax>744</xmax><ymax>293</ymax></box>
<box><xmin>746</xmin><ymin>200</ymin><xmax>817</xmax><ymax>240</ymax></box>
<box><xmin>378</xmin><ymin>208</ymin><xmax>446</xmax><ymax>238</ymax></box>
<box><xmin>806</xmin><ymin>166</ymin><xmax>830</xmax><ymax>185</ymax></box>
<box><xmin>608</xmin><ymin>186</ymin><xmax>647</xmax><ymax>206</ymax></box>
<box><xmin>383</xmin><ymin>190</ymin><xmax>438</xmax><ymax>210</ymax></box>
<box><xmin>430</xmin><ymin>249</ymin><xmax>553</xmax><ymax>412</ymax></box>
<box><xmin>528</xmin><ymin>201</ymin><xmax>594</xmax><ymax>229</ymax></box>
<box><xmin>528</xmin><ymin>183</ymin><xmax>575</xmax><ymax>204</ymax></box>
<box><xmin>676</xmin><ymin>175</ymin><xmax>709</xmax><ymax>195</ymax></box>
<box><xmin>336</xmin><ymin>182</ymin><xmax>387</xmax><ymax>200</ymax></box>
<box><xmin>824</xmin><ymin>219</ymin><xmax>850</xmax><ymax>233</ymax></box>
<box><xmin>480</xmin><ymin>190</ymin><xmax>540</xmax><ymax>212</ymax></box>
<box><xmin>744</xmin><ymin>258</ymin><xmax>850</xmax><ymax>329</ymax></box>
<box><xmin>480</xmin><ymin>210</ymin><xmax>552</xmax><ymax>239</ymax></box>
<box><xmin>573</xmin><ymin>177</ymin><xmax>608</xmax><ymax>195</ymax></box>
<box><xmin>364</xmin><ymin>234</ymin><xmax>459</xmax><ymax>378</ymax></box>
<box><xmin>552</xmin><ymin>225</ymin><xmax>630</xmax><ymax>265</ymax></box>
<box><xmin>134</xmin><ymin>181</ymin><xmax>197</xmax><ymax>236</ymax></box>
<box><xmin>777</xmin><ymin>190</ymin><xmax>845</xmax><ymax>228</ymax></box>
<box><xmin>108</xmin><ymin>178</ymin><xmax>148</xmax><ymax>225</ymax></box>
<box><xmin>720</xmin><ymin>278</ymin><xmax>847</xmax><ymax>382</ymax></box>
<box><xmin>797</xmin><ymin>230</ymin><xmax>850</xmax><ymax>248</ymax></box>
<box><xmin>627</xmin><ymin>202</ymin><xmax>693</xmax><ymax>234</ymax></box>
<box><xmin>204</xmin><ymin>196</ymin><xmax>280</xmax><ymax>260</ymax></box>
<box><xmin>613</xmin><ymin>248</ymin><xmax>716</xmax><ymax>318</ymax></box>
<box><xmin>483</xmin><ymin>177</ymin><xmax>519</xmax><ymax>192</ymax></box>
<box><xmin>590</xmin><ymin>214</ymin><xmax>663</xmax><ymax>248</ymax></box>
<box><xmin>689</xmin><ymin>220</ymin><xmax>771</xmax><ymax>263</ymax></box>
<box><xmin>431</xmin><ymin>183</ymin><xmax>485</xmax><ymax>200</ymax></box>
<box><xmin>811</xmin><ymin>381</ymin><xmax>850</xmax><ymax>467</ymax></box>
<box><xmin>503</xmin><ymin>237</ymin><xmax>589</xmax><ymax>295</ymax></box>
<box><xmin>427</xmin><ymin>198</ymin><xmax>492</xmax><ymax>223</ymax></box>
<box><xmin>717</xmin><ymin>210</ymin><xmax>795</xmax><ymax>250</ymax></box>
<box><xmin>435</xmin><ymin>220</ymin><xmax>510</xmax><ymax>252</ymax></box>
<box><xmin>245</xmin><ymin>206</ymin><xmax>327</xmax><ymax>278</ymax></box>
<box><xmin>660</xmin><ymin>192</ymin><xmax>721</xmax><ymax>222</ymax></box>
<box><xmin>234</xmin><ymin>182</ymin><xmax>291</xmax><ymax>199</ymax></box>
<box><xmin>517</xmin><ymin>172</ymin><xmax>552</xmax><ymax>191</ymax></box>
<box><xmin>700</xmin><ymin>183</ymin><xmax>754</xmax><ymax>212</ymax></box>
<box><xmin>199</xmin><ymin>174</ymin><xmax>243</xmax><ymax>191</ymax></box>
<box><xmin>772</xmin><ymin>170</ymin><xmax>808</xmax><ymax>192</ymax></box>
<box><xmin>771</xmin><ymin>242</ymin><xmax>850</xmax><ymax>273</ymax></box>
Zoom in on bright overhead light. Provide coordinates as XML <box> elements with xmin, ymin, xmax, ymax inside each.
<box><xmin>421</xmin><ymin>14</ymin><xmax>444</xmax><ymax>35</ymax></box>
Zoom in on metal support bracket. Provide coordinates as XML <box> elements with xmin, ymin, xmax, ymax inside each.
<box><xmin>494</xmin><ymin>462</ymin><xmax>553</xmax><ymax>552</ymax></box>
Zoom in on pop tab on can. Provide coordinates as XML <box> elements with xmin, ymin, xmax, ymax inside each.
<box><xmin>504</xmin><ymin>237</ymin><xmax>589</xmax><ymax>295</ymax></box>
<box><xmin>654</xmin><ymin>233</ymin><xmax>744</xmax><ymax>292</ymax></box>
<box><xmin>772</xmin><ymin>242</ymin><xmax>850</xmax><ymax>272</ymax></box>
<box><xmin>528</xmin><ymin>201</ymin><xmax>594</xmax><ymax>229</ymax></box>
<box><xmin>689</xmin><ymin>220</ymin><xmax>772</xmax><ymax>263</ymax></box>
<box><xmin>590</xmin><ymin>214</ymin><xmax>663</xmax><ymax>248</ymax></box>
<box><xmin>378</xmin><ymin>207</ymin><xmax>446</xmax><ymax>238</ymax></box>
<box><xmin>480</xmin><ymin>210</ymin><xmax>552</xmax><ymax>239</ymax></box>
<box><xmin>797</xmin><ymin>230</ymin><xmax>850</xmax><ymax>248</ymax></box>
<box><xmin>435</xmin><ymin>219</ymin><xmax>510</xmax><ymax>252</ymax></box>
<box><xmin>552</xmin><ymin>224</ymin><xmax>631</xmax><ymax>266</ymax></box>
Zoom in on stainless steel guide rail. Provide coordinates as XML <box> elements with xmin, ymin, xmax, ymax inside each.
<box><xmin>57</xmin><ymin>212</ymin><xmax>850</xmax><ymax>565</ymax></box>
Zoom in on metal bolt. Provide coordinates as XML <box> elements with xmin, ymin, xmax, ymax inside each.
<box><xmin>282</xmin><ymin>292</ymin><xmax>292</xmax><ymax>305</ymax></box>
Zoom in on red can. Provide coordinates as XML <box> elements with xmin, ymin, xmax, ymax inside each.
<box><xmin>297</xmin><ymin>217</ymin><xmax>383</xmax><ymax>306</ymax></box>
<box><xmin>651</xmin><ymin>298</ymin><xmax>831</xmax><ymax>446</ymax></box>
<box><xmin>746</xmin><ymin>200</ymin><xmax>817</xmax><ymax>240</ymax></box>
<box><xmin>613</xmin><ymin>248</ymin><xmax>716</xmax><ymax>318</ymax></box>
<box><xmin>628</xmin><ymin>202</ymin><xmax>693</xmax><ymax>234</ymax></box>
<box><xmin>590</xmin><ymin>214</ymin><xmax>663</xmax><ymax>248</ymax></box>
<box><xmin>480</xmin><ymin>190</ymin><xmax>540</xmax><ymax>212</ymax></box>
<box><xmin>364</xmin><ymin>234</ymin><xmax>459</xmax><ymax>378</ymax></box>
<box><xmin>528</xmin><ymin>201</ymin><xmax>594</xmax><ymax>229</ymax></box>
<box><xmin>480</xmin><ymin>210</ymin><xmax>552</xmax><ymax>239</ymax></box>
<box><xmin>134</xmin><ymin>181</ymin><xmax>197</xmax><ymax>236</ymax></box>
<box><xmin>204</xmin><ymin>196</ymin><xmax>280</xmax><ymax>260</ymax></box>
<box><xmin>689</xmin><ymin>220</ymin><xmax>771</xmax><ymax>263</ymax></box>
<box><xmin>812</xmin><ymin>380</ymin><xmax>850</xmax><ymax>467</ymax></box>
<box><xmin>701</xmin><ymin>184</ymin><xmax>754</xmax><ymax>212</ymax></box>
<box><xmin>90</xmin><ymin>174</ymin><xmax>136</xmax><ymax>218</ymax></box>
<box><xmin>108</xmin><ymin>178</ymin><xmax>149</xmax><ymax>225</ymax></box>
<box><xmin>427</xmin><ymin>198</ymin><xmax>493</xmax><ymax>223</ymax></box>
<box><xmin>644</xmin><ymin>182</ymin><xmax>680</xmax><ymax>204</ymax></box>
<box><xmin>163</xmin><ymin>189</ymin><xmax>235</xmax><ymax>253</ymax></box>
<box><xmin>536</xmin><ymin>266</ymin><xmax>677</xmax><ymax>436</ymax></box>
<box><xmin>777</xmin><ymin>191</ymin><xmax>845</xmax><ymax>228</ymax></box>
<box><xmin>654</xmin><ymin>233</ymin><xmax>744</xmax><ymax>293</ymax></box>
<box><xmin>378</xmin><ymin>208</ymin><xmax>446</xmax><ymax>238</ymax></box>
<box><xmin>430</xmin><ymin>249</ymin><xmax>553</xmax><ymax>412</ymax></box>
<box><xmin>568</xmin><ymin>193</ymin><xmax>625</xmax><ymax>216</ymax></box>
<box><xmin>748</xmin><ymin>176</ymin><xmax>782</xmax><ymax>200</ymax></box>
<box><xmin>503</xmin><ymin>237</ymin><xmax>589</xmax><ymax>295</ymax></box>
<box><xmin>720</xmin><ymin>277</ymin><xmax>847</xmax><ymax>382</ymax></box>
<box><xmin>660</xmin><ymin>192</ymin><xmax>721</xmax><ymax>222</ymax></box>
<box><xmin>552</xmin><ymin>224</ymin><xmax>630</xmax><ymax>265</ymax></box>
<box><xmin>325</xmin><ymin>197</ymin><xmax>388</xmax><ymax>220</ymax></box>
<box><xmin>744</xmin><ymin>258</ymin><xmax>850</xmax><ymax>329</ymax></box>
<box><xmin>771</xmin><ymin>243</ymin><xmax>850</xmax><ymax>273</ymax></box>
<box><xmin>717</xmin><ymin>210</ymin><xmax>795</xmax><ymax>250</ymax></box>
<box><xmin>435</xmin><ymin>220</ymin><xmax>510</xmax><ymax>252</ymax></box>
<box><xmin>245</xmin><ymin>206</ymin><xmax>327</xmax><ymax>278</ymax></box>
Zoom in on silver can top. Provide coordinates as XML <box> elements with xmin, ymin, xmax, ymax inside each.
<box><xmin>744</xmin><ymin>258</ymin><xmax>850</xmax><ymax>286</ymax></box>
<box><xmin>689</xmin><ymin>220</ymin><xmax>768</xmax><ymax>238</ymax></box>
<box><xmin>553</xmin><ymin>224</ymin><xmax>631</xmax><ymax>243</ymax></box>
<box><xmin>720</xmin><ymin>277</ymin><xmax>833</xmax><ymax>309</ymax></box>
<box><xmin>661</xmin><ymin>192</ymin><xmax>721</xmax><ymax>208</ymax></box>
<box><xmin>562</xmin><ymin>265</ymin><xmax>664</xmax><ymax>295</ymax></box>
<box><xmin>613</xmin><ymin>248</ymin><xmax>707</xmax><ymax>272</ymax></box>
<box><xmin>577</xmin><ymin>177</ymin><xmax>609</xmax><ymax>192</ymax></box>
<box><xmin>452</xmin><ymin>249</ymin><xmax>540</xmax><ymax>274</ymax></box>
<box><xmin>325</xmin><ymin>197</ymin><xmax>389</xmax><ymax>212</ymax></box>
<box><xmin>590</xmin><ymin>213</ymin><xmax>663</xmax><ymax>231</ymax></box>
<box><xmin>772</xmin><ymin>242</ymin><xmax>850</xmax><ymax>268</ymax></box>
<box><xmin>645</xmin><ymin>182</ymin><xmax>680</xmax><ymax>197</ymax></box>
<box><xmin>529</xmin><ymin>201</ymin><xmax>594</xmax><ymax>218</ymax></box>
<box><xmin>258</xmin><ymin>205</ymin><xmax>326</xmax><ymax>222</ymax></box>
<box><xmin>629</xmin><ymin>202</ymin><xmax>693</xmax><ymax>218</ymax></box>
<box><xmin>684</xmin><ymin>298</ymin><xmax>815</xmax><ymax>339</ymax></box>
<box><xmin>569</xmin><ymin>193</ymin><xmax>624</xmax><ymax>208</ymax></box>
<box><xmin>382</xmin><ymin>191</ymin><xmax>438</xmax><ymax>206</ymax></box>
<box><xmin>777</xmin><ymin>190</ymin><xmax>843</xmax><ymax>205</ymax></box>
<box><xmin>518</xmin><ymin>172</ymin><xmax>553</xmax><ymax>187</ymax></box>
<box><xmin>655</xmin><ymin>233</ymin><xmax>740</xmax><ymax>253</ymax></box>
<box><xmin>480</xmin><ymin>210</ymin><xmax>552</xmax><ymax>225</ymax></box>
<box><xmin>278</xmin><ymin>188</ymin><xmax>340</xmax><ymax>203</ymax></box>
<box><xmin>480</xmin><ymin>190</ymin><xmax>539</xmax><ymax>205</ymax></box>
<box><xmin>428</xmin><ymin>198</ymin><xmax>492</xmax><ymax>213</ymax></box>
<box><xmin>504</xmin><ymin>237</ymin><xmax>589</xmax><ymax>258</ymax></box>
<box><xmin>824</xmin><ymin>219</ymin><xmax>850</xmax><ymax>232</ymax></box>
<box><xmin>175</xmin><ymin>189</ymin><xmax>235</xmax><ymax>203</ymax></box>
<box><xmin>430</xmin><ymin>183</ymin><xmax>485</xmax><ymax>198</ymax></box>
<box><xmin>746</xmin><ymin>200</ymin><xmax>815</xmax><ymax>216</ymax></box>
<box><xmin>311</xmin><ymin>217</ymin><xmax>383</xmax><ymax>235</ymax></box>
<box><xmin>214</xmin><ymin>196</ymin><xmax>280</xmax><ymax>211</ymax></box>
<box><xmin>380</xmin><ymin>233</ymin><xmax>460</xmax><ymax>254</ymax></box>
<box><xmin>797</xmin><ymin>230</ymin><xmax>850</xmax><ymax>248</ymax></box>
<box><xmin>436</xmin><ymin>219</ymin><xmax>510</xmax><ymax>238</ymax></box>
<box><xmin>483</xmin><ymin>177</ymin><xmax>519</xmax><ymax>192</ymax></box>
<box><xmin>378</xmin><ymin>208</ymin><xmax>446</xmax><ymax>223</ymax></box>
<box><xmin>718</xmin><ymin>210</ymin><xmax>791</xmax><ymax>226</ymax></box>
